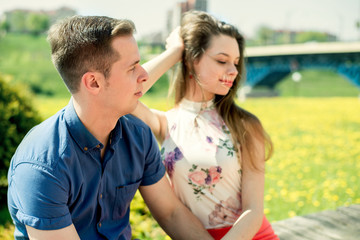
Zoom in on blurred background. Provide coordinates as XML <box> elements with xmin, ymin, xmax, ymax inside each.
<box><xmin>0</xmin><ymin>0</ymin><xmax>359</xmax><ymax>239</ymax></box>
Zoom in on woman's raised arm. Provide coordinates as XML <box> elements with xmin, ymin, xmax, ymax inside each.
<box><xmin>142</xmin><ymin>27</ymin><xmax>184</xmax><ymax>94</ymax></box>
<box><xmin>132</xmin><ymin>27</ymin><xmax>183</xmax><ymax>142</ymax></box>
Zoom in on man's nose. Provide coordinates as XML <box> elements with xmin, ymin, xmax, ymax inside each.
<box><xmin>138</xmin><ymin>65</ymin><xmax>148</xmax><ymax>83</ymax></box>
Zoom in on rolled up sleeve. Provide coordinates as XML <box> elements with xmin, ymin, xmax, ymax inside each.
<box><xmin>9</xmin><ymin>162</ymin><xmax>72</xmax><ymax>230</ymax></box>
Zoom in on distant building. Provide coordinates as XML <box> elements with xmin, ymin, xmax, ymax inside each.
<box><xmin>43</xmin><ymin>7</ymin><xmax>77</xmax><ymax>25</ymax></box>
<box><xmin>166</xmin><ymin>0</ymin><xmax>208</xmax><ymax>36</ymax></box>
<box><xmin>2</xmin><ymin>7</ymin><xmax>76</xmax><ymax>33</ymax></box>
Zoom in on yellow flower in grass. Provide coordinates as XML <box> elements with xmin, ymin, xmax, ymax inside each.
<box><xmin>346</xmin><ymin>188</ymin><xmax>355</xmax><ymax>197</ymax></box>
<box><xmin>288</xmin><ymin>211</ymin><xmax>296</xmax><ymax>218</ymax></box>
<box><xmin>332</xmin><ymin>195</ymin><xmax>339</xmax><ymax>202</ymax></box>
<box><xmin>264</xmin><ymin>208</ymin><xmax>270</xmax><ymax>215</ymax></box>
<box><xmin>280</xmin><ymin>189</ymin><xmax>288</xmax><ymax>197</ymax></box>
<box><xmin>313</xmin><ymin>200</ymin><xmax>320</xmax><ymax>207</ymax></box>
<box><xmin>265</xmin><ymin>194</ymin><xmax>272</xmax><ymax>201</ymax></box>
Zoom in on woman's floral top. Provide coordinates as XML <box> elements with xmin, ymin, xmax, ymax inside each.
<box><xmin>161</xmin><ymin>98</ymin><xmax>242</xmax><ymax>229</ymax></box>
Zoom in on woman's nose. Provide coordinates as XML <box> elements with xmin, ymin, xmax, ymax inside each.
<box><xmin>228</xmin><ymin>64</ymin><xmax>238</xmax><ymax>76</ymax></box>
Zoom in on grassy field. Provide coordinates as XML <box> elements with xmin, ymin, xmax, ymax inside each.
<box><xmin>1</xmin><ymin>33</ymin><xmax>360</xmax><ymax>239</ymax></box>
<box><xmin>1</xmin><ymin>96</ymin><xmax>356</xmax><ymax>239</ymax></box>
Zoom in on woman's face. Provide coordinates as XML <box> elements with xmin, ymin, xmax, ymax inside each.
<box><xmin>190</xmin><ymin>34</ymin><xmax>240</xmax><ymax>101</ymax></box>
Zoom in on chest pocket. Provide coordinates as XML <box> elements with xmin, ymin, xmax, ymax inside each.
<box><xmin>113</xmin><ymin>180</ymin><xmax>141</xmax><ymax>220</ymax></box>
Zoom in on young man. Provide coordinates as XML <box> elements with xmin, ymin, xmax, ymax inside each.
<box><xmin>7</xmin><ymin>15</ymin><xmax>213</xmax><ymax>240</ymax></box>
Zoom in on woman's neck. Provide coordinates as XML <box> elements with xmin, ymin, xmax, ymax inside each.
<box><xmin>184</xmin><ymin>79</ymin><xmax>214</xmax><ymax>102</ymax></box>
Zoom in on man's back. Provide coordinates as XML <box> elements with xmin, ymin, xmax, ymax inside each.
<box><xmin>7</xmin><ymin>100</ymin><xmax>165</xmax><ymax>239</ymax></box>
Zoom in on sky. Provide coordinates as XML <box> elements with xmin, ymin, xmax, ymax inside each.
<box><xmin>0</xmin><ymin>0</ymin><xmax>359</xmax><ymax>41</ymax></box>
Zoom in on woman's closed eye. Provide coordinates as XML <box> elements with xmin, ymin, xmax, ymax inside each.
<box><xmin>216</xmin><ymin>60</ymin><xmax>239</xmax><ymax>68</ymax></box>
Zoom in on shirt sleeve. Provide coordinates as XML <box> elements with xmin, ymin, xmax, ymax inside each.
<box><xmin>140</xmin><ymin>127</ymin><xmax>166</xmax><ymax>186</ymax></box>
<box><xmin>8</xmin><ymin>162</ymin><xmax>72</xmax><ymax>230</ymax></box>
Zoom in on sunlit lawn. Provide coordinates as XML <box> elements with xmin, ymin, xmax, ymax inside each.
<box><xmin>240</xmin><ymin>97</ymin><xmax>360</xmax><ymax>221</ymax></box>
<box><xmin>2</xmin><ymin>96</ymin><xmax>359</xmax><ymax>239</ymax></box>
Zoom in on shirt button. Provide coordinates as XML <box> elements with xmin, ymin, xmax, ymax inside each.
<box><xmin>98</xmin><ymin>222</ymin><xmax>102</xmax><ymax>228</ymax></box>
<box><xmin>100</xmin><ymin>194</ymin><xmax>103</xmax><ymax>199</ymax></box>
<box><xmin>83</xmin><ymin>147</ymin><xmax>88</xmax><ymax>151</ymax></box>
<box><xmin>96</xmin><ymin>144</ymin><xmax>101</xmax><ymax>148</ymax></box>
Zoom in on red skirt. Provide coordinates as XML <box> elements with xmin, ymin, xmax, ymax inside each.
<box><xmin>207</xmin><ymin>215</ymin><xmax>279</xmax><ymax>240</ymax></box>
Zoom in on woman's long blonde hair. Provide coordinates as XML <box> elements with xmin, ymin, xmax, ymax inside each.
<box><xmin>171</xmin><ymin>11</ymin><xmax>273</xmax><ymax>170</ymax></box>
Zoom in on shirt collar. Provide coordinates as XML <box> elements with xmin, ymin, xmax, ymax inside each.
<box><xmin>179</xmin><ymin>98</ymin><xmax>215</xmax><ymax>113</ymax></box>
<box><xmin>64</xmin><ymin>98</ymin><xmax>123</xmax><ymax>153</ymax></box>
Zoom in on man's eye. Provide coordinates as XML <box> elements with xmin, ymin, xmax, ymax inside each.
<box><xmin>130</xmin><ymin>66</ymin><xmax>136</xmax><ymax>72</ymax></box>
<box><xmin>217</xmin><ymin>60</ymin><xmax>226</xmax><ymax>64</ymax></box>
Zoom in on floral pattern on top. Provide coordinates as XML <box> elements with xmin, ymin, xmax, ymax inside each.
<box><xmin>161</xmin><ymin>146</ymin><xmax>183</xmax><ymax>178</ymax></box>
<box><xmin>161</xmin><ymin>98</ymin><xmax>243</xmax><ymax>228</ymax></box>
<box><xmin>218</xmin><ymin>138</ymin><xmax>236</xmax><ymax>157</ymax></box>
<box><xmin>188</xmin><ymin>165</ymin><xmax>222</xmax><ymax>200</ymax></box>
<box><xmin>208</xmin><ymin>194</ymin><xmax>242</xmax><ymax>226</ymax></box>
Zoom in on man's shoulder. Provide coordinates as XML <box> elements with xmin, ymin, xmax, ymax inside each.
<box><xmin>11</xmin><ymin>108</ymin><xmax>69</xmax><ymax>168</ymax></box>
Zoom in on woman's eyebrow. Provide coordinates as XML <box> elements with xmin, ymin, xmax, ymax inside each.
<box><xmin>213</xmin><ymin>52</ymin><xmax>240</xmax><ymax>60</ymax></box>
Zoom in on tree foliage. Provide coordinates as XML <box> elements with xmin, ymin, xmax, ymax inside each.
<box><xmin>3</xmin><ymin>11</ymin><xmax>49</xmax><ymax>35</ymax></box>
<box><xmin>26</xmin><ymin>13</ymin><xmax>49</xmax><ymax>36</ymax></box>
<box><xmin>0</xmin><ymin>74</ymin><xmax>41</xmax><ymax>203</ymax></box>
<box><xmin>248</xmin><ymin>25</ymin><xmax>337</xmax><ymax>46</ymax></box>
<box><xmin>295</xmin><ymin>31</ymin><xmax>331</xmax><ymax>43</ymax></box>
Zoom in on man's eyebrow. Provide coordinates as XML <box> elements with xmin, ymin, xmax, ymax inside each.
<box><xmin>129</xmin><ymin>60</ymin><xmax>140</xmax><ymax>67</ymax></box>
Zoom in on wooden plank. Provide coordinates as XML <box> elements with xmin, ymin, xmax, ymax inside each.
<box><xmin>272</xmin><ymin>204</ymin><xmax>360</xmax><ymax>240</ymax></box>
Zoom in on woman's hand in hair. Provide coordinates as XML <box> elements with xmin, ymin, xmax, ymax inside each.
<box><xmin>165</xmin><ymin>26</ymin><xmax>184</xmax><ymax>62</ymax></box>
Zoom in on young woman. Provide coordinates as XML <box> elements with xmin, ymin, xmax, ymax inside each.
<box><xmin>133</xmin><ymin>11</ymin><xmax>279</xmax><ymax>240</ymax></box>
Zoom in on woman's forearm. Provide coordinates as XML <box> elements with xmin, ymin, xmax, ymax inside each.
<box><xmin>142</xmin><ymin>44</ymin><xmax>183</xmax><ymax>93</ymax></box>
<box><xmin>142</xmin><ymin>26</ymin><xmax>183</xmax><ymax>93</ymax></box>
<box><xmin>221</xmin><ymin>208</ymin><xmax>263</xmax><ymax>240</ymax></box>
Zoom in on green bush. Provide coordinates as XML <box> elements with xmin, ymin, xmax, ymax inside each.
<box><xmin>0</xmin><ymin>74</ymin><xmax>41</xmax><ymax>204</ymax></box>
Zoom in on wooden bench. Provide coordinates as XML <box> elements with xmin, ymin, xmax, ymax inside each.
<box><xmin>272</xmin><ymin>204</ymin><xmax>360</xmax><ymax>240</ymax></box>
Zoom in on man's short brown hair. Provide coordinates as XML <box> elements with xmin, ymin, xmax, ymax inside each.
<box><xmin>47</xmin><ymin>15</ymin><xmax>135</xmax><ymax>93</ymax></box>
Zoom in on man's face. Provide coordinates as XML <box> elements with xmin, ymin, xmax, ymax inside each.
<box><xmin>101</xmin><ymin>35</ymin><xmax>148</xmax><ymax>117</ymax></box>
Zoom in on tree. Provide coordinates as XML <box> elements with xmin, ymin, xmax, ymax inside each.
<box><xmin>255</xmin><ymin>25</ymin><xmax>274</xmax><ymax>45</ymax></box>
<box><xmin>0</xmin><ymin>19</ymin><xmax>10</xmax><ymax>33</ymax></box>
<box><xmin>26</xmin><ymin>13</ymin><xmax>50</xmax><ymax>36</ymax></box>
<box><xmin>0</xmin><ymin>74</ymin><xmax>41</xmax><ymax>204</ymax></box>
<box><xmin>9</xmin><ymin>10</ymin><xmax>26</xmax><ymax>33</ymax></box>
<box><xmin>295</xmin><ymin>31</ymin><xmax>330</xmax><ymax>43</ymax></box>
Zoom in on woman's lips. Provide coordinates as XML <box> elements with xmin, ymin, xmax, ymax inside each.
<box><xmin>220</xmin><ymin>79</ymin><xmax>233</xmax><ymax>88</ymax></box>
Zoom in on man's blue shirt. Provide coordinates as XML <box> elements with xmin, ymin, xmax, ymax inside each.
<box><xmin>7</xmin><ymin>99</ymin><xmax>165</xmax><ymax>240</ymax></box>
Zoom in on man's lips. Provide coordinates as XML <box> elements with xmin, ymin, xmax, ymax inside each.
<box><xmin>135</xmin><ymin>90</ymin><xmax>143</xmax><ymax>97</ymax></box>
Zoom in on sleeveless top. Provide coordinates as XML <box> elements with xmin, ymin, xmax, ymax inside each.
<box><xmin>161</xmin><ymin>98</ymin><xmax>242</xmax><ymax>229</ymax></box>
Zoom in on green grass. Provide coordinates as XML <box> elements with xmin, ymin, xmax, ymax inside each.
<box><xmin>1</xmin><ymin>96</ymin><xmax>359</xmax><ymax>239</ymax></box>
<box><xmin>240</xmin><ymin>97</ymin><xmax>360</xmax><ymax>221</ymax></box>
<box><xmin>1</xmin><ymin>33</ymin><xmax>359</xmax><ymax>239</ymax></box>
<box><xmin>0</xmin><ymin>33</ymin><xmax>70</xmax><ymax>98</ymax></box>
<box><xmin>275</xmin><ymin>69</ymin><xmax>360</xmax><ymax>97</ymax></box>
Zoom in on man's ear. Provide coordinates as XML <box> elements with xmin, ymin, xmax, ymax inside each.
<box><xmin>81</xmin><ymin>72</ymin><xmax>102</xmax><ymax>95</ymax></box>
